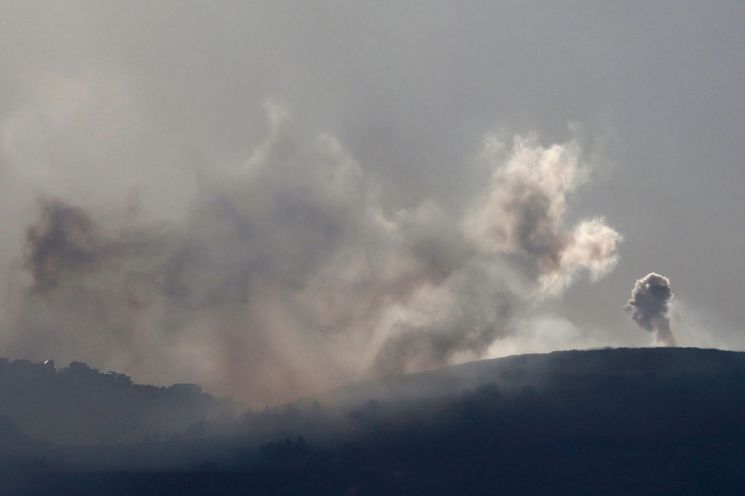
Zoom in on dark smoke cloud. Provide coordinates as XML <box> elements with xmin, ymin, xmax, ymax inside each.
<box><xmin>625</xmin><ymin>273</ymin><xmax>676</xmax><ymax>346</ymax></box>
<box><xmin>25</xmin><ymin>200</ymin><xmax>101</xmax><ymax>293</ymax></box>
<box><xmin>5</xmin><ymin>105</ymin><xmax>621</xmax><ymax>404</ymax></box>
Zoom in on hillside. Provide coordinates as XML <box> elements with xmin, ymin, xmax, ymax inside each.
<box><xmin>4</xmin><ymin>347</ymin><xmax>745</xmax><ymax>495</ymax></box>
<box><xmin>314</xmin><ymin>347</ymin><xmax>745</xmax><ymax>407</ymax></box>
<box><xmin>0</xmin><ymin>357</ymin><xmax>229</xmax><ymax>445</ymax></box>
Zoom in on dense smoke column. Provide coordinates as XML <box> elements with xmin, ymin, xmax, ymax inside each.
<box><xmin>625</xmin><ymin>272</ymin><xmax>676</xmax><ymax>346</ymax></box>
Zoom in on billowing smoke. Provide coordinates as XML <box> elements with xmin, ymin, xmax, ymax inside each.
<box><xmin>375</xmin><ymin>136</ymin><xmax>622</xmax><ymax>374</ymax></box>
<box><xmin>625</xmin><ymin>273</ymin><xmax>676</xmax><ymax>346</ymax></box>
<box><xmin>465</xmin><ymin>136</ymin><xmax>621</xmax><ymax>295</ymax></box>
<box><xmin>2</xmin><ymin>103</ymin><xmax>621</xmax><ymax>404</ymax></box>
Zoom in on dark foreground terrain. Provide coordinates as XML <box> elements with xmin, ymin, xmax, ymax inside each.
<box><xmin>2</xmin><ymin>347</ymin><xmax>745</xmax><ymax>495</ymax></box>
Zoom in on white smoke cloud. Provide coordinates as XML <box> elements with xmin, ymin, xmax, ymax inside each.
<box><xmin>465</xmin><ymin>135</ymin><xmax>621</xmax><ymax>295</ymax></box>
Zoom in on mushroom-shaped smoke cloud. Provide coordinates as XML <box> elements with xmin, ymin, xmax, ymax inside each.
<box><xmin>625</xmin><ymin>273</ymin><xmax>676</xmax><ymax>346</ymax></box>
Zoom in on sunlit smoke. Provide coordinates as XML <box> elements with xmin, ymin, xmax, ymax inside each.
<box><xmin>465</xmin><ymin>135</ymin><xmax>621</xmax><ymax>295</ymax></box>
<box><xmin>2</xmin><ymin>97</ymin><xmax>621</xmax><ymax>404</ymax></box>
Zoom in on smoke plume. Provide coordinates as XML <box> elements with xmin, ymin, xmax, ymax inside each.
<box><xmin>465</xmin><ymin>136</ymin><xmax>621</xmax><ymax>295</ymax></box>
<box><xmin>625</xmin><ymin>273</ymin><xmax>676</xmax><ymax>346</ymax></box>
<box><xmin>3</xmin><ymin>103</ymin><xmax>621</xmax><ymax>404</ymax></box>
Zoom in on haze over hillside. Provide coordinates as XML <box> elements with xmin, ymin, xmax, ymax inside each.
<box><xmin>2</xmin><ymin>347</ymin><xmax>745</xmax><ymax>494</ymax></box>
<box><xmin>3</xmin><ymin>347</ymin><xmax>744</xmax><ymax>446</ymax></box>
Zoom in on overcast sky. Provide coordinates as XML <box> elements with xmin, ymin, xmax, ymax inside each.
<box><xmin>1</xmin><ymin>1</ymin><xmax>744</xmax><ymax>402</ymax></box>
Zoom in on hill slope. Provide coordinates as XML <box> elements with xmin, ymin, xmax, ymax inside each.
<box><xmin>5</xmin><ymin>347</ymin><xmax>745</xmax><ymax>495</ymax></box>
<box><xmin>314</xmin><ymin>347</ymin><xmax>745</xmax><ymax>406</ymax></box>
<box><xmin>0</xmin><ymin>358</ymin><xmax>229</xmax><ymax>445</ymax></box>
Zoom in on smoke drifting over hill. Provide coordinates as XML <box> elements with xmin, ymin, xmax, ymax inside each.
<box><xmin>1</xmin><ymin>99</ymin><xmax>620</xmax><ymax>403</ymax></box>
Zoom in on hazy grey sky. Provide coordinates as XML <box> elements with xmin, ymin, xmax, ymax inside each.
<box><xmin>1</xmin><ymin>1</ymin><xmax>744</xmax><ymax>402</ymax></box>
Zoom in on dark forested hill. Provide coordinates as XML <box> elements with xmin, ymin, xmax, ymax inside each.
<box><xmin>4</xmin><ymin>347</ymin><xmax>745</xmax><ymax>495</ymax></box>
<box><xmin>0</xmin><ymin>358</ymin><xmax>229</xmax><ymax>445</ymax></box>
<box><xmin>313</xmin><ymin>347</ymin><xmax>745</xmax><ymax>408</ymax></box>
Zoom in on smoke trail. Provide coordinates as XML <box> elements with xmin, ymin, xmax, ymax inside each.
<box><xmin>625</xmin><ymin>272</ymin><xmax>676</xmax><ymax>346</ymax></box>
